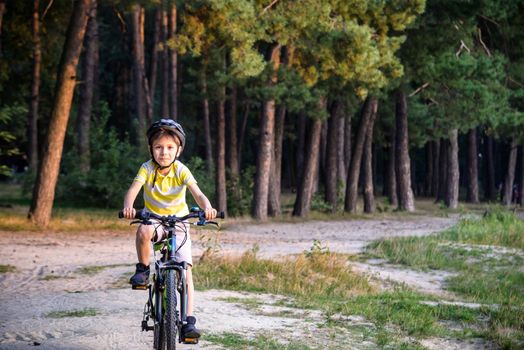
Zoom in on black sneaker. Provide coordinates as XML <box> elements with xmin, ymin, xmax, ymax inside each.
<box><xmin>130</xmin><ymin>263</ymin><xmax>150</xmax><ymax>287</ymax></box>
<box><xmin>182</xmin><ymin>316</ymin><xmax>201</xmax><ymax>342</ymax></box>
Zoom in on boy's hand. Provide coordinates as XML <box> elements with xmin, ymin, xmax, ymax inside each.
<box><xmin>204</xmin><ymin>207</ymin><xmax>217</xmax><ymax>220</ymax></box>
<box><xmin>122</xmin><ymin>207</ymin><xmax>136</xmax><ymax>219</ymax></box>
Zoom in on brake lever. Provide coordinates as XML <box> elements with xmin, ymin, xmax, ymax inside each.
<box><xmin>207</xmin><ymin>221</ymin><xmax>219</xmax><ymax>227</ymax></box>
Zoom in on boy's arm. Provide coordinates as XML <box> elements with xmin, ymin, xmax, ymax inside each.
<box><xmin>122</xmin><ymin>180</ymin><xmax>142</xmax><ymax>219</ymax></box>
<box><xmin>187</xmin><ymin>183</ymin><xmax>217</xmax><ymax>220</ymax></box>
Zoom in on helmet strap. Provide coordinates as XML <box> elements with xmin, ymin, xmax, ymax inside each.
<box><xmin>151</xmin><ymin>158</ymin><xmax>176</xmax><ymax>190</ymax></box>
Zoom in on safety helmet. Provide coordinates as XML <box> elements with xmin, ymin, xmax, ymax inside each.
<box><xmin>146</xmin><ymin>119</ymin><xmax>186</xmax><ymax>151</ymax></box>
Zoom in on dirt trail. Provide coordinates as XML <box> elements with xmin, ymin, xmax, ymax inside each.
<box><xmin>1</xmin><ymin>214</ymin><xmax>492</xmax><ymax>349</ymax></box>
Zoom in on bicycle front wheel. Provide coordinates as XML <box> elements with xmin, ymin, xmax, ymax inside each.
<box><xmin>165</xmin><ymin>269</ymin><xmax>178</xmax><ymax>350</ymax></box>
<box><xmin>153</xmin><ymin>280</ymin><xmax>165</xmax><ymax>350</ymax></box>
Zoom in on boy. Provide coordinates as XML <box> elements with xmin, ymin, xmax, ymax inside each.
<box><xmin>121</xmin><ymin>119</ymin><xmax>217</xmax><ymax>340</ymax></box>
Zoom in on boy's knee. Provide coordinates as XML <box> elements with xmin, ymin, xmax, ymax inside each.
<box><xmin>136</xmin><ymin>225</ymin><xmax>154</xmax><ymax>242</ymax></box>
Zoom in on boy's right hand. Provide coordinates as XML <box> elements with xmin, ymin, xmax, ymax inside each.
<box><xmin>121</xmin><ymin>207</ymin><xmax>136</xmax><ymax>219</ymax></box>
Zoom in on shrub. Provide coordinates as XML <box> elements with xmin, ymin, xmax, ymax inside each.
<box><xmin>56</xmin><ymin>105</ymin><xmax>142</xmax><ymax>208</ymax></box>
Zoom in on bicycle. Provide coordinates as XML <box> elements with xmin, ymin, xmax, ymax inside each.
<box><xmin>119</xmin><ymin>207</ymin><xmax>224</xmax><ymax>350</ymax></box>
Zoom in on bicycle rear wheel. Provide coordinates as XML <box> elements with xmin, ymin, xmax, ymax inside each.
<box><xmin>153</xmin><ymin>281</ymin><xmax>165</xmax><ymax>350</ymax></box>
<box><xmin>165</xmin><ymin>269</ymin><xmax>178</xmax><ymax>350</ymax></box>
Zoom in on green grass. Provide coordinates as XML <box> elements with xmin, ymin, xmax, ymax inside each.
<box><xmin>195</xmin><ymin>248</ymin><xmax>374</xmax><ymax>298</ymax></box>
<box><xmin>206</xmin><ymin>333</ymin><xmax>313</xmax><ymax>350</ymax></box>
<box><xmin>46</xmin><ymin>308</ymin><xmax>98</xmax><ymax>318</ymax></box>
<box><xmin>195</xmin><ymin>250</ymin><xmax>487</xmax><ymax>348</ymax></box>
<box><xmin>0</xmin><ymin>205</ymin><xmax>131</xmax><ymax>232</ymax></box>
<box><xmin>364</xmin><ymin>207</ymin><xmax>524</xmax><ymax>348</ymax></box>
<box><xmin>0</xmin><ymin>264</ymin><xmax>16</xmax><ymax>273</ymax></box>
<box><xmin>75</xmin><ymin>264</ymin><xmax>130</xmax><ymax>275</ymax></box>
<box><xmin>220</xmin><ymin>297</ymin><xmax>264</xmax><ymax>311</ymax></box>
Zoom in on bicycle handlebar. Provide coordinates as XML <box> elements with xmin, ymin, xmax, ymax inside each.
<box><xmin>118</xmin><ymin>208</ymin><xmax>225</xmax><ymax>225</ymax></box>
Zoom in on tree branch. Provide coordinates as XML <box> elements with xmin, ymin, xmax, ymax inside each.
<box><xmin>478</xmin><ymin>28</ymin><xmax>491</xmax><ymax>57</ymax></box>
<box><xmin>456</xmin><ymin>40</ymin><xmax>470</xmax><ymax>57</ymax></box>
<box><xmin>508</xmin><ymin>76</ymin><xmax>524</xmax><ymax>89</ymax></box>
<box><xmin>409</xmin><ymin>82</ymin><xmax>430</xmax><ymax>97</ymax></box>
<box><xmin>262</xmin><ymin>0</ymin><xmax>279</xmax><ymax>14</ymax></box>
<box><xmin>41</xmin><ymin>0</ymin><xmax>54</xmax><ymax>21</ymax></box>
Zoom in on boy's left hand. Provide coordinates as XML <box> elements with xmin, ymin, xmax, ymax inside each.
<box><xmin>204</xmin><ymin>207</ymin><xmax>217</xmax><ymax>220</ymax></box>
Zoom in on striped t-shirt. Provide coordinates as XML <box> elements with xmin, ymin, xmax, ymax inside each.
<box><xmin>134</xmin><ymin>160</ymin><xmax>197</xmax><ymax>216</ymax></box>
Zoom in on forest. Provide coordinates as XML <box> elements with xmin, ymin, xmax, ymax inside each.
<box><xmin>1</xmin><ymin>0</ymin><xmax>524</xmax><ymax>227</ymax></box>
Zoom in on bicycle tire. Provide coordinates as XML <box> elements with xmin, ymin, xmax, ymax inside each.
<box><xmin>153</xmin><ymin>281</ymin><xmax>165</xmax><ymax>350</ymax></box>
<box><xmin>165</xmin><ymin>269</ymin><xmax>178</xmax><ymax>350</ymax></box>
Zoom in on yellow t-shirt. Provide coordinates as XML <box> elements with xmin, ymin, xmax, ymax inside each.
<box><xmin>134</xmin><ymin>160</ymin><xmax>197</xmax><ymax>216</ymax></box>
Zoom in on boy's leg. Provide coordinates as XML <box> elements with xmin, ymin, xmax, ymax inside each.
<box><xmin>136</xmin><ymin>224</ymin><xmax>155</xmax><ymax>264</ymax></box>
<box><xmin>130</xmin><ymin>224</ymin><xmax>155</xmax><ymax>287</ymax></box>
<box><xmin>186</xmin><ymin>266</ymin><xmax>194</xmax><ymax>315</ymax></box>
<box><xmin>182</xmin><ymin>266</ymin><xmax>201</xmax><ymax>340</ymax></box>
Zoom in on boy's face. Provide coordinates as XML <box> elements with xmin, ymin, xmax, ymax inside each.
<box><xmin>151</xmin><ymin>134</ymin><xmax>180</xmax><ymax>167</ymax></box>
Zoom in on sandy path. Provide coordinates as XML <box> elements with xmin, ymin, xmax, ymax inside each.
<box><xmin>0</xmin><ymin>215</ymin><xmax>471</xmax><ymax>349</ymax></box>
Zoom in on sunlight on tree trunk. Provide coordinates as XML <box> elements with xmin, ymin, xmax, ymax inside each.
<box><xmin>28</xmin><ymin>0</ymin><xmax>93</xmax><ymax>227</ymax></box>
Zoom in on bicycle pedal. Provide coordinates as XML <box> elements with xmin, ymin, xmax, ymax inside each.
<box><xmin>182</xmin><ymin>338</ymin><xmax>199</xmax><ymax>344</ymax></box>
<box><xmin>131</xmin><ymin>284</ymin><xmax>149</xmax><ymax>290</ymax></box>
<box><xmin>141</xmin><ymin>320</ymin><xmax>154</xmax><ymax>332</ymax></box>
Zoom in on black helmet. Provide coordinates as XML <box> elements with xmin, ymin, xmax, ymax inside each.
<box><xmin>146</xmin><ymin>119</ymin><xmax>186</xmax><ymax>150</ymax></box>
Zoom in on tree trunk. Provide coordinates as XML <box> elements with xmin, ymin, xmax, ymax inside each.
<box><xmin>29</xmin><ymin>0</ymin><xmax>41</xmax><ymax>172</ymax></box>
<box><xmin>432</xmin><ymin>139</ymin><xmax>440</xmax><ymax>198</ymax></box>
<box><xmin>168</xmin><ymin>4</ymin><xmax>177</xmax><ymax>119</ymax></box>
<box><xmin>519</xmin><ymin>145</ymin><xmax>524</xmax><ymax>207</ymax></box>
<box><xmin>466</xmin><ymin>128</ymin><xmax>479</xmax><ymax>203</ymax></box>
<box><xmin>325</xmin><ymin>100</ymin><xmax>341</xmax><ymax>212</ymax></box>
<box><xmin>160</xmin><ymin>8</ymin><xmax>169</xmax><ymax>118</ymax></box>
<box><xmin>295</xmin><ymin>113</ymin><xmax>307</xmax><ymax>186</ymax></box>
<box><xmin>216</xmin><ymin>96</ymin><xmax>227</xmax><ymax>214</ymax></box>
<box><xmin>502</xmin><ymin>139</ymin><xmax>518</xmax><ymax>206</ymax></box>
<box><xmin>336</xmin><ymin>102</ymin><xmax>347</xmax><ymax>194</ymax></box>
<box><xmin>200</xmin><ymin>67</ymin><xmax>213</xmax><ymax>172</ymax></box>
<box><xmin>344</xmin><ymin>110</ymin><xmax>352</xmax><ymax>181</ymax></box>
<box><xmin>319</xmin><ymin>120</ymin><xmax>328</xmax><ymax>187</ymax></box>
<box><xmin>363</xmin><ymin>101</ymin><xmax>378</xmax><ymax>213</ymax></box>
<box><xmin>437</xmin><ymin>138</ymin><xmax>448</xmax><ymax>202</ymax></box>
<box><xmin>293</xmin><ymin>101</ymin><xmax>325</xmax><ymax>217</ymax></box>
<box><xmin>425</xmin><ymin>142</ymin><xmax>433</xmax><ymax>196</ymax></box>
<box><xmin>0</xmin><ymin>0</ymin><xmax>5</xmax><ymax>56</ymax></box>
<box><xmin>385</xmin><ymin>123</ymin><xmax>398</xmax><ymax>206</ymax></box>
<box><xmin>252</xmin><ymin>44</ymin><xmax>280</xmax><ymax>220</ymax></box>
<box><xmin>237</xmin><ymin>103</ymin><xmax>250</xmax><ymax>169</ymax></box>
<box><xmin>268</xmin><ymin>104</ymin><xmax>286</xmax><ymax>216</ymax></box>
<box><xmin>344</xmin><ymin>97</ymin><xmax>377</xmax><ymax>213</ymax></box>
<box><xmin>227</xmin><ymin>85</ymin><xmax>239</xmax><ymax>176</ymax></box>
<box><xmin>76</xmin><ymin>0</ymin><xmax>97</xmax><ymax>173</ymax></box>
<box><xmin>395</xmin><ymin>90</ymin><xmax>415</xmax><ymax>212</ymax></box>
<box><xmin>131</xmin><ymin>5</ymin><xmax>148</xmax><ymax>142</ymax></box>
<box><xmin>446</xmin><ymin>129</ymin><xmax>459</xmax><ymax>209</ymax></box>
<box><xmin>484</xmin><ymin>134</ymin><xmax>496</xmax><ymax>201</ymax></box>
<box><xmin>148</xmin><ymin>6</ymin><xmax>161</xmax><ymax>108</ymax></box>
<box><xmin>28</xmin><ymin>0</ymin><xmax>92</xmax><ymax>227</ymax></box>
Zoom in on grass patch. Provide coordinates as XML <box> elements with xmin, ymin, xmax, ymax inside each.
<box><xmin>46</xmin><ymin>308</ymin><xmax>98</xmax><ymax>318</ymax></box>
<box><xmin>364</xmin><ymin>207</ymin><xmax>524</xmax><ymax>348</ymax></box>
<box><xmin>195</xmin><ymin>248</ymin><xmax>374</xmax><ymax>298</ymax></box>
<box><xmin>0</xmin><ymin>206</ymin><xmax>131</xmax><ymax>232</ymax></box>
<box><xmin>110</xmin><ymin>272</ymin><xmax>134</xmax><ymax>289</ymax></box>
<box><xmin>75</xmin><ymin>264</ymin><xmax>130</xmax><ymax>275</ymax></box>
<box><xmin>195</xmin><ymin>250</ymin><xmax>488</xmax><ymax>348</ymax></box>
<box><xmin>0</xmin><ymin>264</ymin><xmax>16</xmax><ymax>273</ymax></box>
<box><xmin>206</xmin><ymin>333</ymin><xmax>313</xmax><ymax>350</ymax></box>
<box><xmin>220</xmin><ymin>297</ymin><xmax>263</xmax><ymax>311</ymax></box>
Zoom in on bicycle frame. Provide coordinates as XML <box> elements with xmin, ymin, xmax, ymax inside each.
<box><xmin>144</xmin><ymin>223</ymin><xmax>193</xmax><ymax>348</ymax></box>
<box><xmin>120</xmin><ymin>208</ymin><xmax>224</xmax><ymax>349</ymax></box>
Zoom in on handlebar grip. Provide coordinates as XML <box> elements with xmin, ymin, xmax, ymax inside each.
<box><xmin>118</xmin><ymin>211</ymin><xmax>124</xmax><ymax>219</ymax></box>
<box><xmin>218</xmin><ymin>211</ymin><xmax>225</xmax><ymax>219</ymax></box>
